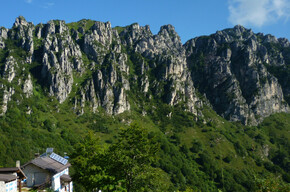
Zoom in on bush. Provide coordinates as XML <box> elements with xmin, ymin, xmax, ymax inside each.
<box><xmin>190</xmin><ymin>140</ymin><xmax>203</xmax><ymax>153</ymax></box>
<box><xmin>223</xmin><ymin>155</ymin><xmax>233</xmax><ymax>163</ymax></box>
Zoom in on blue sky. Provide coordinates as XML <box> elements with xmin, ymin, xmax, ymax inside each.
<box><xmin>1</xmin><ymin>0</ymin><xmax>289</xmax><ymax>43</ymax></box>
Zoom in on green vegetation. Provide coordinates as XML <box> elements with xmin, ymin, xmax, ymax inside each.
<box><xmin>71</xmin><ymin>123</ymin><xmax>170</xmax><ymax>192</ymax></box>
<box><xmin>67</xmin><ymin>19</ymin><xmax>96</xmax><ymax>32</ymax></box>
<box><xmin>114</xmin><ymin>26</ymin><xmax>125</xmax><ymax>34</ymax></box>
<box><xmin>1</xmin><ymin>87</ymin><xmax>289</xmax><ymax>191</ymax></box>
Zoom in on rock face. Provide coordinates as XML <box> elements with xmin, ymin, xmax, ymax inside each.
<box><xmin>10</xmin><ymin>16</ymin><xmax>34</xmax><ymax>55</ymax></box>
<box><xmin>81</xmin><ymin>21</ymin><xmax>131</xmax><ymax>114</ymax></box>
<box><xmin>0</xmin><ymin>86</ymin><xmax>15</xmax><ymax>116</ymax></box>
<box><xmin>120</xmin><ymin>24</ymin><xmax>201</xmax><ymax>114</ymax></box>
<box><xmin>184</xmin><ymin>25</ymin><xmax>289</xmax><ymax>125</ymax></box>
<box><xmin>0</xmin><ymin>27</ymin><xmax>7</xmax><ymax>49</ymax></box>
<box><xmin>0</xmin><ymin>17</ymin><xmax>289</xmax><ymax>124</ymax></box>
<box><xmin>40</xmin><ymin>20</ymin><xmax>84</xmax><ymax>103</ymax></box>
<box><xmin>3</xmin><ymin>56</ymin><xmax>17</xmax><ymax>83</ymax></box>
<box><xmin>23</xmin><ymin>74</ymin><xmax>33</xmax><ymax>98</ymax></box>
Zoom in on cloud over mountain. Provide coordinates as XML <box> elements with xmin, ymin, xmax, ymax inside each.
<box><xmin>228</xmin><ymin>0</ymin><xmax>290</xmax><ymax>27</ymax></box>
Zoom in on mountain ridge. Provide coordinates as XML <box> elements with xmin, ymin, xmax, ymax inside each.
<box><xmin>0</xmin><ymin>16</ymin><xmax>289</xmax><ymax>125</ymax></box>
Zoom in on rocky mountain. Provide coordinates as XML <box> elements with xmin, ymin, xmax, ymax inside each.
<box><xmin>185</xmin><ymin>25</ymin><xmax>290</xmax><ymax>125</ymax></box>
<box><xmin>0</xmin><ymin>16</ymin><xmax>289</xmax><ymax>125</ymax></box>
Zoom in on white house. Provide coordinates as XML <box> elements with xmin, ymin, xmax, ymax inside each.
<box><xmin>22</xmin><ymin>149</ymin><xmax>72</xmax><ymax>192</ymax></box>
<box><xmin>0</xmin><ymin>167</ymin><xmax>26</xmax><ymax>192</ymax></box>
<box><xmin>0</xmin><ymin>174</ymin><xmax>17</xmax><ymax>192</ymax></box>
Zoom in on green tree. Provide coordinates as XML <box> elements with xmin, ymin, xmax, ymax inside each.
<box><xmin>71</xmin><ymin>123</ymin><xmax>171</xmax><ymax>192</ymax></box>
<box><xmin>106</xmin><ymin>122</ymin><xmax>170</xmax><ymax>192</ymax></box>
<box><xmin>70</xmin><ymin>132</ymin><xmax>115</xmax><ymax>191</ymax></box>
<box><xmin>254</xmin><ymin>175</ymin><xmax>290</xmax><ymax>192</ymax></box>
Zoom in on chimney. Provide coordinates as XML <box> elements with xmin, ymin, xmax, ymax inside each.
<box><xmin>16</xmin><ymin>160</ymin><xmax>20</xmax><ymax>168</ymax></box>
<box><xmin>35</xmin><ymin>153</ymin><xmax>40</xmax><ymax>158</ymax></box>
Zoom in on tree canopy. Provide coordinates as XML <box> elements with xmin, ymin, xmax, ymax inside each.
<box><xmin>70</xmin><ymin>123</ymin><xmax>171</xmax><ymax>192</ymax></box>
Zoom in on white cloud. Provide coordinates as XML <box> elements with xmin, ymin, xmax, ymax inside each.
<box><xmin>228</xmin><ymin>0</ymin><xmax>290</xmax><ymax>27</ymax></box>
<box><xmin>25</xmin><ymin>0</ymin><xmax>33</xmax><ymax>3</ymax></box>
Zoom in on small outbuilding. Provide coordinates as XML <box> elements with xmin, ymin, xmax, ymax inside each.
<box><xmin>0</xmin><ymin>166</ymin><xmax>26</xmax><ymax>192</ymax></box>
<box><xmin>22</xmin><ymin>149</ymin><xmax>73</xmax><ymax>192</ymax></box>
<box><xmin>0</xmin><ymin>174</ymin><xmax>17</xmax><ymax>192</ymax></box>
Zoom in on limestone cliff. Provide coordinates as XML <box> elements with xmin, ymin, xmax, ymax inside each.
<box><xmin>185</xmin><ymin>25</ymin><xmax>289</xmax><ymax>125</ymax></box>
<box><xmin>0</xmin><ymin>17</ymin><xmax>289</xmax><ymax>124</ymax></box>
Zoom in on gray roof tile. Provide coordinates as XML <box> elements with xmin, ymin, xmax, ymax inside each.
<box><xmin>0</xmin><ymin>174</ymin><xmax>17</xmax><ymax>183</ymax></box>
<box><xmin>23</xmin><ymin>156</ymin><xmax>71</xmax><ymax>174</ymax></box>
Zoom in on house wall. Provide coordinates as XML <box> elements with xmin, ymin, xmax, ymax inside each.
<box><xmin>0</xmin><ymin>181</ymin><xmax>6</xmax><ymax>192</ymax></box>
<box><xmin>5</xmin><ymin>180</ymin><xmax>17</xmax><ymax>192</ymax></box>
<box><xmin>59</xmin><ymin>181</ymin><xmax>73</xmax><ymax>192</ymax></box>
<box><xmin>23</xmin><ymin>163</ymin><xmax>72</xmax><ymax>191</ymax></box>
<box><xmin>52</xmin><ymin>168</ymin><xmax>72</xmax><ymax>192</ymax></box>
<box><xmin>22</xmin><ymin>164</ymin><xmax>51</xmax><ymax>187</ymax></box>
<box><xmin>69</xmin><ymin>181</ymin><xmax>73</xmax><ymax>192</ymax></box>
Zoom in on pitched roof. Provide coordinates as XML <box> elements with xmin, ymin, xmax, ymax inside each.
<box><xmin>0</xmin><ymin>174</ymin><xmax>17</xmax><ymax>183</ymax></box>
<box><xmin>22</xmin><ymin>155</ymin><xmax>71</xmax><ymax>174</ymax></box>
<box><xmin>60</xmin><ymin>174</ymin><xmax>71</xmax><ymax>182</ymax></box>
<box><xmin>0</xmin><ymin>167</ymin><xmax>19</xmax><ymax>172</ymax></box>
<box><xmin>0</xmin><ymin>167</ymin><xmax>26</xmax><ymax>179</ymax></box>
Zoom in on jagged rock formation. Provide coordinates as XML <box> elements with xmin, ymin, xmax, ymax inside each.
<box><xmin>0</xmin><ymin>17</ymin><xmax>289</xmax><ymax>125</ymax></box>
<box><xmin>80</xmin><ymin>21</ymin><xmax>131</xmax><ymax>114</ymax></box>
<box><xmin>3</xmin><ymin>56</ymin><xmax>17</xmax><ymax>83</ymax></box>
<box><xmin>0</xmin><ymin>86</ymin><xmax>14</xmax><ymax>115</ymax></box>
<box><xmin>185</xmin><ymin>25</ymin><xmax>289</xmax><ymax>125</ymax></box>
<box><xmin>39</xmin><ymin>20</ymin><xmax>84</xmax><ymax>103</ymax></box>
<box><xmin>118</xmin><ymin>23</ymin><xmax>201</xmax><ymax>114</ymax></box>
<box><xmin>11</xmin><ymin>16</ymin><xmax>34</xmax><ymax>55</ymax></box>
<box><xmin>0</xmin><ymin>56</ymin><xmax>17</xmax><ymax>115</ymax></box>
<box><xmin>23</xmin><ymin>74</ymin><xmax>33</xmax><ymax>98</ymax></box>
<box><xmin>0</xmin><ymin>27</ymin><xmax>7</xmax><ymax>49</ymax></box>
<box><xmin>72</xmin><ymin>21</ymin><xmax>200</xmax><ymax>115</ymax></box>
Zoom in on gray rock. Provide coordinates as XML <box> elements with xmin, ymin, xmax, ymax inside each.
<box><xmin>278</xmin><ymin>38</ymin><xmax>290</xmax><ymax>47</ymax></box>
<box><xmin>10</xmin><ymin>16</ymin><xmax>34</xmax><ymax>54</ymax></box>
<box><xmin>0</xmin><ymin>27</ymin><xmax>8</xmax><ymax>39</ymax></box>
<box><xmin>92</xmin><ymin>63</ymin><xmax>131</xmax><ymax>115</ymax></box>
<box><xmin>128</xmin><ymin>24</ymin><xmax>201</xmax><ymax>115</ymax></box>
<box><xmin>35</xmin><ymin>24</ymin><xmax>43</xmax><ymax>39</ymax></box>
<box><xmin>0</xmin><ymin>38</ymin><xmax>4</xmax><ymax>49</ymax></box>
<box><xmin>0</xmin><ymin>27</ymin><xmax>8</xmax><ymax>48</ymax></box>
<box><xmin>3</xmin><ymin>56</ymin><xmax>17</xmax><ymax>83</ymax></box>
<box><xmin>82</xmin><ymin>21</ymin><xmax>115</xmax><ymax>62</ymax></box>
<box><xmin>263</xmin><ymin>34</ymin><xmax>278</xmax><ymax>44</ymax></box>
<box><xmin>185</xmin><ymin>26</ymin><xmax>289</xmax><ymax>125</ymax></box>
<box><xmin>78</xmin><ymin>21</ymin><xmax>133</xmax><ymax>114</ymax></box>
<box><xmin>23</xmin><ymin>74</ymin><xmax>33</xmax><ymax>98</ymax></box>
<box><xmin>0</xmin><ymin>86</ymin><xmax>15</xmax><ymax>116</ymax></box>
<box><xmin>13</xmin><ymin>16</ymin><xmax>29</xmax><ymax>28</ymax></box>
<box><xmin>41</xmin><ymin>20</ymin><xmax>83</xmax><ymax>103</ymax></box>
<box><xmin>44</xmin><ymin>20</ymin><xmax>56</xmax><ymax>37</ymax></box>
<box><xmin>0</xmin><ymin>18</ymin><xmax>288</xmax><ymax>124</ymax></box>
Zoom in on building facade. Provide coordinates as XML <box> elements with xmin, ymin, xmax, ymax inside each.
<box><xmin>22</xmin><ymin>151</ymin><xmax>72</xmax><ymax>192</ymax></box>
<box><xmin>0</xmin><ymin>174</ymin><xmax>17</xmax><ymax>192</ymax></box>
<box><xmin>0</xmin><ymin>167</ymin><xmax>26</xmax><ymax>192</ymax></box>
